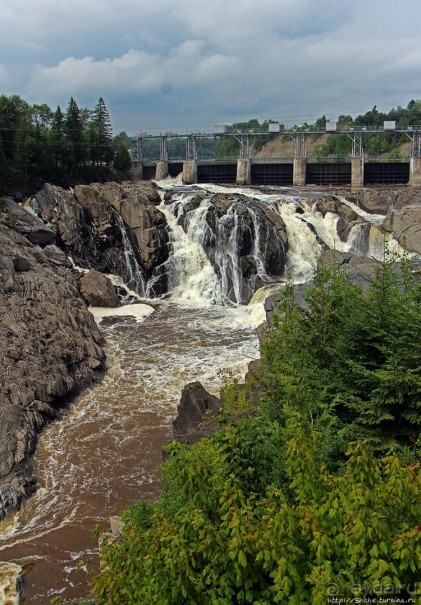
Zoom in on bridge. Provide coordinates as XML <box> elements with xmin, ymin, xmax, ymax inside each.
<box><xmin>131</xmin><ymin>122</ymin><xmax>421</xmax><ymax>188</ymax></box>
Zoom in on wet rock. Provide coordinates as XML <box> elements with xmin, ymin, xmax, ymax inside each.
<box><xmin>79</xmin><ymin>270</ymin><xmax>120</xmax><ymax>307</ymax></box>
<box><xmin>35</xmin><ymin>182</ymin><xmax>169</xmax><ymax>295</ymax></box>
<box><xmin>314</xmin><ymin>195</ymin><xmax>363</xmax><ymax>241</ymax></box>
<box><xmin>42</xmin><ymin>244</ymin><xmax>72</xmax><ymax>268</ymax></box>
<box><xmin>173</xmin><ymin>382</ymin><xmax>221</xmax><ymax>443</ymax></box>
<box><xmin>175</xmin><ymin>192</ymin><xmax>288</xmax><ymax>303</ymax></box>
<box><xmin>35</xmin><ymin>184</ymin><xmax>107</xmax><ymax>269</ymax></box>
<box><xmin>120</xmin><ymin>201</ymin><xmax>169</xmax><ymax>275</ymax></box>
<box><xmin>347</xmin><ymin>188</ymin><xmax>421</xmax><ymax>214</ymax></box>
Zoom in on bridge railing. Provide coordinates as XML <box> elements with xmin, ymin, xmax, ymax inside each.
<box><xmin>136</xmin><ymin>124</ymin><xmax>421</xmax><ymax>138</ymax></box>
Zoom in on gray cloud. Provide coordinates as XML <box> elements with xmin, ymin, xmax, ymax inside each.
<box><xmin>1</xmin><ymin>0</ymin><xmax>420</xmax><ymax>133</ymax></box>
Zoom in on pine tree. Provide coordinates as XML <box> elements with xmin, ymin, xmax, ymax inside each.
<box><xmin>50</xmin><ymin>105</ymin><xmax>66</xmax><ymax>171</ymax></box>
<box><xmin>93</xmin><ymin>97</ymin><xmax>114</xmax><ymax>165</ymax></box>
<box><xmin>260</xmin><ymin>259</ymin><xmax>421</xmax><ymax>458</ymax></box>
<box><xmin>65</xmin><ymin>97</ymin><xmax>85</xmax><ymax>173</ymax></box>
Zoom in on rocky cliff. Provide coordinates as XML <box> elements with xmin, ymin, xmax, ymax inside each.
<box><xmin>33</xmin><ymin>181</ymin><xmax>170</xmax><ymax>296</ymax></box>
<box><xmin>0</xmin><ymin>207</ymin><xmax>106</xmax><ymax>519</ymax></box>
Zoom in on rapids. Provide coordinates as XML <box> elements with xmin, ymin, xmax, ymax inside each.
<box><xmin>0</xmin><ymin>182</ymin><xmax>403</xmax><ymax>602</ymax></box>
<box><xmin>0</xmin><ymin>300</ymin><xmax>264</xmax><ymax>603</ymax></box>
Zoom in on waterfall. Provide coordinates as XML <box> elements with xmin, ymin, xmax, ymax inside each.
<box><xmin>112</xmin><ymin>211</ymin><xmax>147</xmax><ymax>296</ymax></box>
<box><xmin>275</xmin><ymin>201</ymin><xmax>322</xmax><ymax>282</ymax></box>
<box><xmin>104</xmin><ymin>185</ymin><xmax>407</xmax><ymax>305</ymax></box>
<box><xmin>214</xmin><ymin>207</ymin><xmax>245</xmax><ymax>304</ymax></box>
<box><xmin>158</xmin><ymin>198</ymin><xmax>225</xmax><ymax>305</ymax></box>
<box><xmin>159</xmin><ymin>191</ymin><xmax>289</xmax><ymax>304</ymax></box>
<box><xmin>367</xmin><ymin>225</ymin><xmax>408</xmax><ymax>261</ymax></box>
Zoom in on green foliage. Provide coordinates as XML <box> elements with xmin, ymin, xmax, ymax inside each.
<box><xmin>92</xmin><ymin>97</ymin><xmax>114</xmax><ymax>165</ymax></box>
<box><xmin>214</xmin><ymin>119</ymin><xmax>276</xmax><ymax>159</ymax></box>
<box><xmin>90</xmin><ymin>420</ymin><xmax>420</xmax><ymax>604</ymax></box>
<box><xmin>0</xmin><ymin>94</ymin><xmax>118</xmax><ymax>190</ymax></box>
<box><xmin>260</xmin><ymin>257</ymin><xmax>421</xmax><ymax>459</ymax></box>
<box><xmin>113</xmin><ymin>142</ymin><xmax>132</xmax><ymax>173</ymax></box>
<box><xmin>121</xmin><ymin>499</ymin><xmax>155</xmax><ymax>530</ymax></box>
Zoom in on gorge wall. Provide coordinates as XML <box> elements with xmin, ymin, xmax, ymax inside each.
<box><xmin>0</xmin><ymin>213</ymin><xmax>106</xmax><ymax>518</ymax></box>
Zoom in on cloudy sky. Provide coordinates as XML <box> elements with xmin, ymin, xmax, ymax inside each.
<box><xmin>1</xmin><ymin>0</ymin><xmax>420</xmax><ymax>134</ymax></box>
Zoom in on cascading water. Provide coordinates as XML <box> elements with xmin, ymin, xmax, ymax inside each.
<box><xmin>160</xmin><ymin>190</ymin><xmax>288</xmax><ymax>304</ymax></box>
<box><xmin>0</xmin><ymin>182</ymin><xmax>408</xmax><ymax>603</ymax></box>
<box><xmin>157</xmin><ymin>196</ymin><xmax>225</xmax><ymax>305</ymax></box>
<box><xmin>112</xmin><ymin>211</ymin><xmax>147</xmax><ymax>295</ymax></box>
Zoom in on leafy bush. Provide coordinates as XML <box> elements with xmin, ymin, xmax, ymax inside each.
<box><xmin>91</xmin><ymin>420</ymin><xmax>420</xmax><ymax>604</ymax></box>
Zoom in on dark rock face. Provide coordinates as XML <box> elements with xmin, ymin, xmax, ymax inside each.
<box><xmin>172</xmin><ymin>382</ymin><xmax>221</xmax><ymax>444</ymax></box>
<box><xmin>0</xmin><ymin>221</ymin><xmax>106</xmax><ymax>519</ymax></box>
<box><xmin>79</xmin><ymin>270</ymin><xmax>120</xmax><ymax>307</ymax></box>
<box><xmin>34</xmin><ymin>182</ymin><xmax>170</xmax><ymax>296</ymax></box>
<box><xmin>4</xmin><ymin>199</ymin><xmax>55</xmax><ymax>245</ymax></box>
<box><xmin>120</xmin><ymin>201</ymin><xmax>169</xmax><ymax>276</ymax></box>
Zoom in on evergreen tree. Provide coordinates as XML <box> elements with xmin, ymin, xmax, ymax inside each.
<box><xmin>92</xmin><ymin>97</ymin><xmax>114</xmax><ymax>165</ymax></box>
<box><xmin>65</xmin><ymin>97</ymin><xmax>85</xmax><ymax>173</ymax></box>
<box><xmin>260</xmin><ymin>258</ymin><xmax>421</xmax><ymax>458</ymax></box>
<box><xmin>50</xmin><ymin>105</ymin><xmax>66</xmax><ymax>172</ymax></box>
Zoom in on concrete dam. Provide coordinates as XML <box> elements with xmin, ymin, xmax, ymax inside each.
<box><xmin>132</xmin><ymin>122</ymin><xmax>421</xmax><ymax>188</ymax></box>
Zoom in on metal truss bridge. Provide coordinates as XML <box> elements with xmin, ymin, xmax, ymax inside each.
<box><xmin>132</xmin><ymin>124</ymin><xmax>421</xmax><ymax>162</ymax></box>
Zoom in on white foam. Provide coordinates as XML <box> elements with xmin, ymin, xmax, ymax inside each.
<box><xmin>89</xmin><ymin>303</ymin><xmax>155</xmax><ymax>324</ymax></box>
<box><xmin>0</xmin><ymin>562</ymin><xmax>21</xmax><ymax>605</ymax></box>
<box><xmin>336</xmin><ymin>195</ymin><xmax>386</xmax><ymax>225</ymax></box>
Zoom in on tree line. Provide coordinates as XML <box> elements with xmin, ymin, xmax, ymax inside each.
<box><xmin>0</xmin><ymin>95</ymin><xmax>132</xmax><ymax>191</ymax></box>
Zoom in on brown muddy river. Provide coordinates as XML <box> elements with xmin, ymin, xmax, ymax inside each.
<box><xmin>0</xmin><ymin>300</ymin><xmax>263</xmax><ymax>603</ymax></box>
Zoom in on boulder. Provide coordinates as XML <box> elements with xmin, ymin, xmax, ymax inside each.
<box><xmin>42</xmin><ymin>244</ymin><xmax>73</xmax><ymax>268</ymax></box>
<box><xmin>381</xmin><ymin>204</ymin><xmax>421</xmax><ymax>254</ymax></box>
<box><xmin>173</xmin><ymin>382</ymin><xmax>221</xmax><ymax>443</ymax></box>
<box><xmin>79</xmin><ymin>270</ymin><xmax>120</xmax><ymax>307</ymax></box>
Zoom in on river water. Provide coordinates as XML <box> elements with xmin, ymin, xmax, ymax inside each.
<box><xmin>0</xmin><ymin>298</ymin><xmax>265</xmax><ymax>603</ymax></box>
